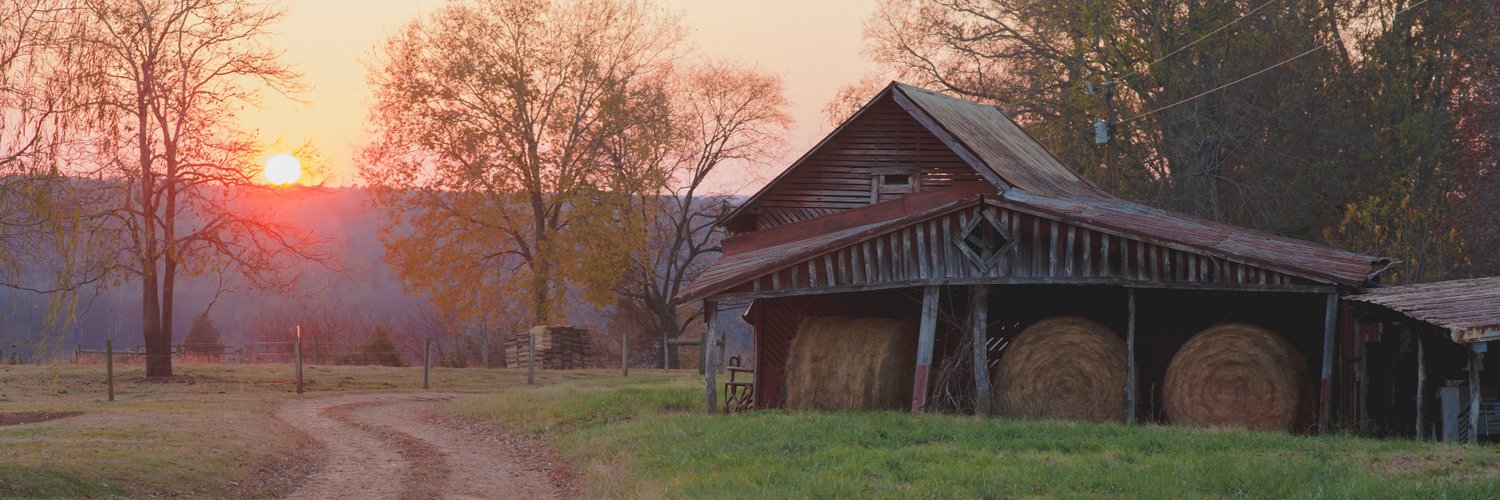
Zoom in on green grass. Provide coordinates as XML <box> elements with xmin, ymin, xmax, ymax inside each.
<box><xmin>445</xmin><ymin>373</ymin><xmax>1500</xmax><ymax>499</ymax></box>
<box><xmin>7</xmin><ymin>363</ymin><xmax>1500</xmax><ymax>498</ymax></box>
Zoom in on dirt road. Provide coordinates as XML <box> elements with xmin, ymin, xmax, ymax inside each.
<box><xmin>275</xmin><ymin>392</ymin><xmax>566</xmax><ymax>499</ymax></box>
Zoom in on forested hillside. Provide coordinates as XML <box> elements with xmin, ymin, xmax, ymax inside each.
<box><xmin>0</xmin><ymin>187</ymin><xmax>746</xmax><ymax>365</ymax></box>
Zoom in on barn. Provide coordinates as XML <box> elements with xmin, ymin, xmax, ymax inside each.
<box><xmin>680</xmin><ymin>82</ymin><xmax>1495</xmax><ymax>440</ymax></box>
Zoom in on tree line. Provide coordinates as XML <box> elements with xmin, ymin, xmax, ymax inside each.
<box><xmin>847</xmin><ymin>0</ymin><xmax>1498</xmax><ymax>283</ymax></box>
<box><xmin>4</xmin><ymin>0</ymin><xmax>1493</xmax><ymax>377</ymax></box>
<box><xmin>0</xmin><ymin>0</ymin><xmax>789</xmax><ymax>376</ymax></box>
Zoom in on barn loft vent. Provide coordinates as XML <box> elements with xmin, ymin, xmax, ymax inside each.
<box><xmin>882</xmin><ymin>174</ymin><xmax>911</xmax><ymax>186</ymax></box>
<box><xmin>956</xmin><ymin>208</ymin><xmax>1015</xmax><ymax>270</ymax></box>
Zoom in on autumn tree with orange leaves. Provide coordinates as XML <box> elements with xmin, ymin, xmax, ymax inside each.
<box><xmin>360</xmin><ymin>0</ymin><xmax>686</xmax><ymax>330</ymax></box>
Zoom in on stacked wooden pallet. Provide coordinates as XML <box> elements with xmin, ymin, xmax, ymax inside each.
<box><xmin>503</xmin><ymin>325</ymin><xmax>592</xmax><ymax>369</ymax></box>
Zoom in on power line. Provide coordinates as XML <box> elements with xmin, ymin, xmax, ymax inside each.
<box><xmin>1120</xmin><ymin>0</ymin><xmax>1435</xmax><ymax>124</ymax></box>
<box><xmin>1121</xmin><ymin>44</ymin><xmax>1328</xmax><ymax>123</ymax></box>
<box><xmin>1116</xmin><ymin>0</ymin><xmax>1284</xmax><ymax>82</ymax></box>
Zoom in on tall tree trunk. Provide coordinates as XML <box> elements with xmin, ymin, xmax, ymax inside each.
<box><xmin>136</xmin><ymin>59</ymin><xmax>171</xmax><ymax>377</ymax></box>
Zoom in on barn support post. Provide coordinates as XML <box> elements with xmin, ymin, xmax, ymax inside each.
<box><xmin>1415</xmin><ymin>330</ymin><xmax>1425</xmax><ymax>440</ymax></box>
<box><xmin>971</xmin><ymin>285</ymin><xmax>991</xmax><ymax>415</ymax></box>
<box><xmin>1468</xmin><ymin>344</ymin><xmax>1483</xmax><ymax>444</ymax></box>
<box><xmin>1126</xmin><ymin>288</ymin><xmax>1137</xmax><ymax>424</ymax></box>
<box><xmin>1319</xmin><ymin>292</ymin><xmax>1337</xmax><ymax>433</ymax></box>
<box><xmin>911</xmin><ymin>286</ymin><xmax>940</xmax><ymax>413</ymax></box>
<box><xmin>703</xmin><ymin>301</ymin><xmax>719</xmax><ymax>415</ymax></box>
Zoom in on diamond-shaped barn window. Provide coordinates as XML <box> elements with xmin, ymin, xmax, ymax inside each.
<box><xmin>954</xmin><ymin>208</ymin><xmax>1015</xmax><ymax>270</ymax></box>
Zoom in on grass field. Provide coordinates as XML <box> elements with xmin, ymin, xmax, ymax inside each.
<box><xmin>446</xmin><ymin>374</ymin><xmax>1500</xmax><ymax>499</ymax></box>
<box><xmin>5</xmin><ymin>363</ymin><xmax>1500</xmax><ymax>498</ymax></box>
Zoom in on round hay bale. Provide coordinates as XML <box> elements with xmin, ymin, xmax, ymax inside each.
<box><xmin>991</xmin><ymin>316</ymin><xmax>1127</xmax><ymax>422</ymax></box>
<box><xmin>1164</xmin><ymin>323</ymin><xmax>1310</xmax><ymax>431</ymax></box>
<box><xmin>785</xmin><ymin>316</ymin><xmax>916</xmax><ymax>411</ymax></box>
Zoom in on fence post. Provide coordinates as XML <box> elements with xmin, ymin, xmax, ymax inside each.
<box><xmin>106</xmin><ymin>339</ymin><xmax>114</xmax><ymax>402</ymax></box>
<box><xmin>527</xmin><ymin>330</ymin><xmax>537</xmax><ymax>385</ymax></box>
<box><xmin>295</xmin><ymin>326</ymin><xmax>304</xmax><ymax>395</ymax></box>
<box><xmin>423</xmin><ymin>338</ymin><xmax>431</xmax><ymax>389</ymax></box>
<box><xmin>622</xmin><ymin>331</ymin><xmax>629</xmax><ymax>377</ymax></box>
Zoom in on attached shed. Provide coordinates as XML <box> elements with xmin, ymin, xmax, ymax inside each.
<box><xmin>1346</xmin><ymin>277</ymin><xmax>1500</xmax><ymax>441</ymax></box>
<box><xmin>682</xmin><ymin>82</ymin><xmax>1397</xmax><ymax>433</ymax></box>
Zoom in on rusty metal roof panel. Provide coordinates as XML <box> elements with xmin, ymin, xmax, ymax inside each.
<box><xmin>1347</xmin><ymin>277</ymin><xmax>1500</xmax><ymax>341</ymax></box>
<box><xmin>893</xmin><ymin>83</ymin><xmax>1112</xmax><ymax>200</ymax></box>
<box><xmin>995</xmin><ymin>190</ymin><xmax>1379</xmax><ymax>286</ymax></box>
<box><xmin>679</xmin><ymin>194</ymin><xmax>984</xmax><ymax>302</ymax></box>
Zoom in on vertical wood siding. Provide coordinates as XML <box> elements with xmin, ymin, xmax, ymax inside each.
<box><xmin>729</xmin><ymin>205</ymin><xmax>1309</xmax><ymax>296</ymax></box>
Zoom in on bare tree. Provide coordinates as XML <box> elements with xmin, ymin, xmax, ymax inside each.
<box><xmin>76</xmin><ymin>0</ymin><xmax>322</xmax><ymax>376</ymax></box>
<box><xmin>614</xmin><ymin>63</ymin><xmax>790</xmax><ymax>368</ymax></box>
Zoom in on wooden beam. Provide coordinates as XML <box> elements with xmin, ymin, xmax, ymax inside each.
<box><xmin>707</xmin><ymin>278</ymin><xmax>1338</xmax><ymax>302</ymax></box>
<box><xmin>1126</xmin><ymin>288</ymin><xmax>1137</xmax><ymax>424</ymax></box>
<box><xmin>1469</xmin><ymin>345</ymin><xmax>1483</xmax><ymax>444</ymax></box>
<box><xmin>1319</xmin><ymin>292</ymin><xmax>1337</xmax><ymax>433</ymax></box>
<box><xmin>1415</xmin><ymin>328</ymin><xmax>1425</xmax><ymax>440</ymax></box>
<box><xmin>971</xmin><ymin>285</ymin><xmax>992</xmax><ymax>415</ymax></box>
<box><xmin>704</xmin><ymin>301</ymin><xmax>719</xmax><ymax>415</ymax></box>
<box><xmin>912</xmin><ymin>286</ymin><xmax>940</xmax><ymax>412</ymax></box>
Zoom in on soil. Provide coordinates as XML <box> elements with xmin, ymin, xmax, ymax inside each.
<box><xmin>275</xmin><ymin>392</ymin><xmax>568</xmax><ymax>499</ymax></box>
<box><xmin>0</xmin><ymin>411</ymin><xmax>82</xmax><ymax>427</ymax></box>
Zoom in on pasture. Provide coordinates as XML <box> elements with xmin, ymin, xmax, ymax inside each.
<box><xmin>3</xmin><ymin>363</ymin><xmax>1499</xmax><ymax>498</ymax></box>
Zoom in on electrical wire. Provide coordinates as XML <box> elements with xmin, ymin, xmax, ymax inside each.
<box><xmin>1116</xmin><ymin>0</ymin><xmax>1285</xmax><ymax>82</ymax></box>
<box><xmin>1119</xmin><ymin>0</ymin><xmax>1435</xmax><ymax>124</ymax></box>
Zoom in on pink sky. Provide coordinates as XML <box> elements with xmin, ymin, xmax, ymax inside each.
<box><xmin>241</xmin><ymin>0</ymin><xmax>883</xmax><ymax>194</ymax></box>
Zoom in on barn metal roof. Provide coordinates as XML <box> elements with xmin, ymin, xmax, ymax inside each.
<box><xmin>894</xmin><ymin>84</ymin><xmax>1111</xmax><ymax>200</ymax></box>
<box><xmin>681</xmin><ymin>188</ymin><xmax>983</xmax><ymax>302</ymax></box>
<box><xmin>1346</xmin><ymin>277</ymin><xmax>1500</xmax><ymax>343</ymax></box>
<box><xmin>995</xmin><ymin>190</ymin><xmax>1380</xmax><ymax>287</ymax></box>
<box><xmin>721</xmin><ymin>82</ymin><xmax>1107</xmax><ymax>228</ymax></box>
<box><xmin>681</xmin><ymin>188</ymin><xmax>1381</xmax><ymax>301</ymax></box>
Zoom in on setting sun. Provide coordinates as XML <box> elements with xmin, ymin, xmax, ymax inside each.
<box><xmin>264</xmin><ymin>153</ymin><xmax>302</xmax><ymax>185</ymax></box>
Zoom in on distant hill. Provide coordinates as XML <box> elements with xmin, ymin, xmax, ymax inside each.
<box><xmin>0</xmin><ymin>186</ymin><xmax>750</xmax><ymax>366</ymax></box>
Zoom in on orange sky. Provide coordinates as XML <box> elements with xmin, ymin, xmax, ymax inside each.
<box><xmin>242</xmin><ymin>0</ymin><xmax>883</xmax><ymax>194</ymax></box>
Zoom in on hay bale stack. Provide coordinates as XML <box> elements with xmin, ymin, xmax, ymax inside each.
<box><xmin>785</xmin><ymin>316</ymin><xmax>916</xmax><ymax>411</ymax></box>
<box><xmin>991</xmin><ymin>316</ymin><xmax>1128</xmax><ymax>422</ymax></box>
<box><xmin>1164</xmin><ymin>323</ymin><xmax>1310</xmax><ymax>431</ymax></box>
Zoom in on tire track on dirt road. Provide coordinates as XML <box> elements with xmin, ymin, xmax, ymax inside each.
<box><xmin>276</xmin><ymin>392</ymin><xmax>563</xmax><ymax>499</ymax></box>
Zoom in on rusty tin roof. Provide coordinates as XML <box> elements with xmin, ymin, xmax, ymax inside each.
<box><xmin>1347</xmin><ymin>277</ymin><xmax>1500</xmax><ymax>343</ymax></box>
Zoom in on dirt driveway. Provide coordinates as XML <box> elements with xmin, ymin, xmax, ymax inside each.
<box><xmin>275</xmin><ymin>392</ymin><xmax>567</xmax><ymax>499</ymax></box>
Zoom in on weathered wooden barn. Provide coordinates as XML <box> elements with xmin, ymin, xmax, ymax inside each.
<box><xmin>680</xmin><ymin>82</ymin><xmax>1496</xmax><ymax>440</ymax></box>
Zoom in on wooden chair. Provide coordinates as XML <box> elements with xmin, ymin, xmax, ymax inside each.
<box><xmin>723</xmin><ymin>355</ymin><xmax>755</xmax><ymax>413</ymax></box>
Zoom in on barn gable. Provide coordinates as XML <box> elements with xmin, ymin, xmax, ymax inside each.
<box><xmin>723</xmin><ymin>86</ymin><xmax>991</xmax><ymax>234</ymax></box>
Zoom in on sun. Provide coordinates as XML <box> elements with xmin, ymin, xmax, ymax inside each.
<box><xmin>263</xmin><ymin>153</ymin><xmax>302</xmax><ymax>185</ymax></box>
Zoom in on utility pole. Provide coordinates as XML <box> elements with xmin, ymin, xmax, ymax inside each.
<box><xmin>1096</xmin><ymin>76</ymin><xmax>1118</xmax><ymax>196</ymax></box>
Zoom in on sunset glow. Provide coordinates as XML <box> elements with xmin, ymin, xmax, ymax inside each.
<box><xmin>263</xmin><ymin>153</ymin><xmax>301</xmax><ymax>185</ymax></box>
